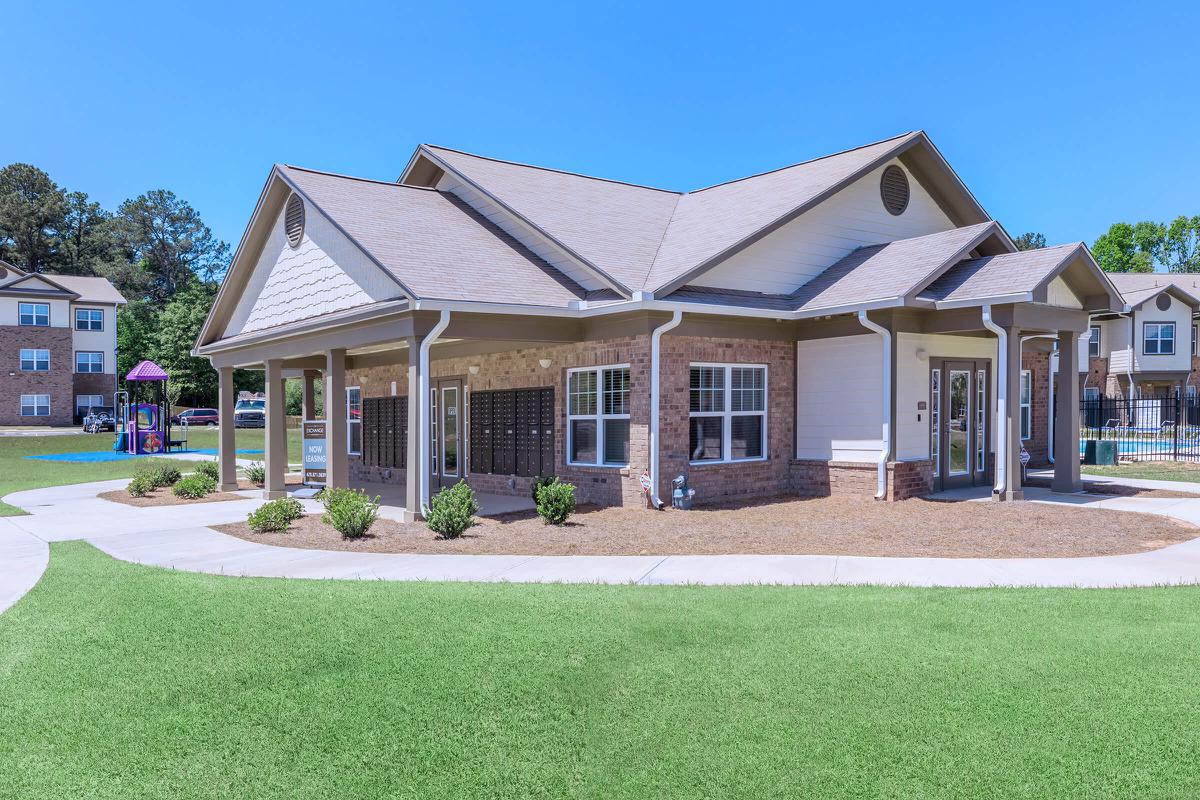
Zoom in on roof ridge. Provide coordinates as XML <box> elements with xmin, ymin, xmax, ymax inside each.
<box><xmin>280</xmin><ymin>164</ymin><xmax>438</xmax><ymax>191</ymax></box>
<box><xmin>686</xmin><ymin>131</ymin><xmax>918</xmax><ymax>194</ymax></box>
<box><xmin>423</xmin><ymin>144</ymin><xmax>683</xmax><ymax>195</ymax></box>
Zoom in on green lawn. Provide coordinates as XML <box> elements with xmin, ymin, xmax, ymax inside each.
<box><xmin>1083</xmin><ymin>461</ymin><xmax>1200</xmax><ymax>484</ymax></box>
<box><xmin>0</xmin><ymin>428</ymin><xmax>302</xmax><ymax>515</ymax></box>
<box><xmin>3</xmin><ymin>544</ymin><xmax>1200</xmax><ymax>798</ymax></box>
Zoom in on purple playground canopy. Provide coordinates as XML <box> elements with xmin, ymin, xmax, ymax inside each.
<box><xmin>125</xmin><ymin>360</ymin><xmax>169</xmax><ymax>382</ymax></box>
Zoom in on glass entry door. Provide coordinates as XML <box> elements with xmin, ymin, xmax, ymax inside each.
<box><xmin>432</xmin><ymin>377</ymin><xmax>463</xmax><ymax>489</ymax></box>
<box><xmin>931</xmin><ymin>359</ymin><xmax>990</xmax><ymax>491</ymax></box>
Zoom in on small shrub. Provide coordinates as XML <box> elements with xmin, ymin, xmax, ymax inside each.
<box><xmin>194</xmin><ymin>461</ymin><xmax>219</xmax><ymax>481</ymax></box>
<box><xmin>172</xmin><ymin>473</ymin><xmax>217</xmax><ymax>499</ymax></box>
<box><xmin>248</xmin><ymin>497</ymin><xmax>304</xmax><ymax>533</ymax></box>
<box><xmin>531</xmin><ymin>475</ymin><xmax>555</xmax><ymax>503</ymax></box>
<box><xmin>136</xmin><ymin>461</ymin><xmax>181</xmax><ymax>489</ymax></box>
<box><xmin>321</xmin><ymin>487</ymin><xmax>380</xmax><ymax>539</ymax></box>
<box><xmin>427</xmin><ymin>481</ymin><xmax>479</xmax><ymax>539</ymax></box>
<box><xmin>127</xmin><ymin>474</ymin><xmax>154</xmax><ymax>498</ymax></box>
<box><xmin>244</xmin><ymin>462</ymin><xmax>266</xmax><ymax>487</ymax></box>
<box><xmin>536</xmin><ymin>478</ymin><xmax>576</xmax><ymax>525</ymax></box>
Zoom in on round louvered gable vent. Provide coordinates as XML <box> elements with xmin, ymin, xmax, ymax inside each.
<box><xmin>880</xmin><ymin>165</ymin><xmax>910</xmax><ymax>216</ymax></box>
<box><xmin>284</xmin><ymin>193</ymin><xmax>305</xmax><ymax>248</ymax></box>
<box><xmin>1156</xmin><ymin>293</ymin><xmax>1172</xmax><ymax>311</ymax></box>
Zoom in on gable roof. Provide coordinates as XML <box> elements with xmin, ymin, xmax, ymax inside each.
<box><xmin>278</xmin><ymin>166</ymin><xmax>585</xmax><ymax>307</ymax></box>
<box><xmin>1103</xmin><ymin>272</ymin><xmax>1200</xmax><ymax>310</ymax></box>
<box><xmin>49</xmin><ymin>275</ymin><xmax>126</xmax><ymax>305</ymax></box>
<box><xmin>404</xmin><ymin>131</ymin><xmax>993</xmax><ymax>296</ymax></box>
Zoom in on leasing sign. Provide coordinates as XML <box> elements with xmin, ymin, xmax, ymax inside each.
<box><xmin>302</xmin><ymin>420</ymin><xmax>327</xmax><ymax>485</ymax></box>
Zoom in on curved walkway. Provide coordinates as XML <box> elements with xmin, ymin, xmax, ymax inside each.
<box><xmin>4</xmin><ymin>479</ymin><xmax>1200</xmax><ymax>610</ymax></box>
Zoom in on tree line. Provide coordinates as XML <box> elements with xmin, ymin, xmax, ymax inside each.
<box><xmin>0</xmin><ymin>163</ymin><xmax>261</xmax><ymax>406</ymax></box>
<box><xmin>1015</xmin><ymin>216</ymin><xmax>1200</xmax><ymax>273</ymax></box>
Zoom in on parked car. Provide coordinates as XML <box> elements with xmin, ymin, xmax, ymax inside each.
<box><xmin>234</xmin><ymin>399</ymin><xmax>266</xmax><ymax>428</ymax></box>
<box><xmin>171</xmin><ymin>408</ymin><xmax>219</xmax><ymax>427</ymax></box>
<box><xmin>82</xmin><ymin>407</ymin><xmax>116</xmax><ymax>433</ymax></box>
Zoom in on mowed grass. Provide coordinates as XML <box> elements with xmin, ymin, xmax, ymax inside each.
<box><xmin>3</xmin><ymin>544</ymin><xmax>1200</xmax><ymax>799</ymax></box>
<box><xmin>1083</xmin><ymin>460</ymin><xmax>1200</xmax><ymax>484</ymax></box>
<box><xmin>0</xmin><ymin>428</ymin><xmax>302</xmax><ymax>515</ymax></box>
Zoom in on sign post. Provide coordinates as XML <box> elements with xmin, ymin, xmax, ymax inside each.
<box><xmin>302</xmin><ymin>420</ymin><xmax>328</xmax><ymax>487</ymax></box>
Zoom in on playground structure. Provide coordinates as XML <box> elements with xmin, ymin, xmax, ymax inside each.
<box><xmin>113</xmin><ymin>360</ymin><xmax>183</xmax><ymax>455</ymax></box>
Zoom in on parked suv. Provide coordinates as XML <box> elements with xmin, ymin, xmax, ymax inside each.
<box><xmin>82</xmin><ymin>406</ymin><xmax>115</xmax><ymax>433</ymax></box>
<box><xmin>234</xmin><ymin>399</ymin><xmax>266</xmax><ymax>428</ymax></box>
<box><xmin>171</xmin><ymin>408</ymin><xmax>219</xmax><ymax>427</ymax></box>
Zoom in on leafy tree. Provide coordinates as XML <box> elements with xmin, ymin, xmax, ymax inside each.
<box><xmin>285</xmin><ymin>378</ymin><xmax>323</xmax><ymax>416</ymax></box>
<box><xmin>112</xmin><ymin>190</ymin><xmax>230</xmax><ymax>303</ymax></box>
<box><xmin>1163</xmin><ymin>215</ymin><xmax>1200</xmax><ymax>273</ymax></box>
<box><xmin>116</xmin><ymin>299</ymin><xmax>159</xmax><ymax>378</ymax></box>
<box><xmin>55</xmin><ymin>191</ymin><xmax>114</xmax><ymax>275</ymax></box>
<box><xmin>1013</xmin><ymin>232</ymin><xmax>1046</xmax><ymax>251</ymax></box>
<box><xmin>150</xmin><ymin>283</ymin><xmax>221</xmax><ymax>406</ymax></box>
<box><xmin>0</xmin><ymin>163</ymin><xmax>66</xmax><ymax>271</ymax></box>
<box><xmin>1092</xmin><ymin>221</ymin><xmax>1161</xmax><ymax>272</ymax></box>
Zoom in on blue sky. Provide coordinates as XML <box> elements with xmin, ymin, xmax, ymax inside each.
<box><xmin>4</xmin><ymin>1</ymin><xmax>1197</xmax><ymax>254</ymax></box>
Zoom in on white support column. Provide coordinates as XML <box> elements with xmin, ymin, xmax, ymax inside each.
<box><xmin>325</xmin><ymin>349</ymin><xmax>348</xmax><ymax>489</ymax></box>
<box><xmin>217</xmin><ymin>366</ymin><xmax>237</xmax><ymax>492</ymax></box>
<box><xmin>263</xmin><ymin>359</ymin><xmax>287</xmax><ymax>500</ymax></box>
<box><xmin>1053</xmin><ymin>328</ymin><xmax>1082</xmax><ymax>493</ymax></box>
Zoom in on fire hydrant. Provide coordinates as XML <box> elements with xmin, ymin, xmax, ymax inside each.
<box><xmin>671</xmin><ymin>474</ymin><xmax>696</xmax><ymax>510</ymax></box>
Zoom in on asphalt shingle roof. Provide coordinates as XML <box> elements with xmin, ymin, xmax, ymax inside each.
<box><xmin>918</xmin><ymin>244</ymin><xmax>1081</xmax><ymax>304</ymax></box>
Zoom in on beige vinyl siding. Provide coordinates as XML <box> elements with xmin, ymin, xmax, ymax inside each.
<box><xmin>1107</xmin><ymin>317</ymin><xmax>1135</xmax><ymax>374</ymax></box>
<box><xmin>223</xmin><ymin>198</ymin><xmax>396</xmax><ymax>337</ymax></box>
<box><xmin>1131</xmin><ymin>295</ymin><xmax>1192</xmax><ymax>372</ymax></box>
<box><xmin>436</xmin><ymin>173</ymin><xmax>606</xmax><ymax>292</ymax></box>
<box><xmin>693</xmin><ymin>159</ymin><xmax>955</xmax><ymax>295</ymax></box>
<box><xmin>1046</xmin><ymin>276</ymin><xmax>1083</xmax><ymax>309</ymax></box>
<box><xmin>795</xmin><ymin>335</ymin><xmax>883</xmax><ymax>462</ymax></box>
<box><xmin>0</xmin><ymin>297</ymin><xmax>71</xmax><ymax>327</ymax></box>
<box><xmin>895</xmin><ymin>333</ymin><xmax>998</xmax><ymax>462</ymax></box>
<box><xmin>71</xmin><ymin>305</ymin><xmax>117</xmax><ymax>372</ymax></box>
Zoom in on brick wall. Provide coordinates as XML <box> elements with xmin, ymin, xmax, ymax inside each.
<box><xmin>72</xmin><ymin>373</ymin><xmax>115</xmax><ymax>420</ymax></box>
<box><xmin>789</xmin><ymin>458</ymin><xmax>933</xmax><ymax>501</ymax></box>
<box><xmin>1021</xmin><ymin>351</ymin><xmax>1050</xmax><ymax>467</ymax></box>
<box><xmin>0</xmin><ymin>325</ymin><xmax>74</xmax><ymax>426</ymax></box>
<box><xmin>1084</xmin><ymin>356</ymin><xmax>1108</xmax><ymax>397</ymax></box>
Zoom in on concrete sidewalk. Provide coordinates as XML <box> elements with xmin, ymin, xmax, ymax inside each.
<box><xmin>4</xmin><ymin>480</ymin><xmax>1200</xmax><ymax>610</ymax></box>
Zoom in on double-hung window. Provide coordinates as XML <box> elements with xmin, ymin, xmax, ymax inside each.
<box><xmin>75</xmin><ymin>351</ymin><xmax>104</xmax><ymax>373</ymax></box>
<box><xmin>689</xmin><ymin>364</ymin><xmax>767</xmax><ymax>463</ymax></box>
<box><xmin>567</xmin><ymin>365</ymin><xmax>630</xmax><ymax>466</ymax></box>
<box><xmin>1088</xmin><ymin>325</ymin><xmax>1101</xmax><ymax>358</ymax></box>
<box><xmin>75</xmin><ymin>308</ymin><xmax>103</xmax><ymax>331</ymax></box>
<box><xmin>20</xmin><ymin>394</ymin><xmax>50</xmax><ymax>417</ymax></box>
<box><xmin>1019</xmin><ymin>370</ymin><xmax>1032</xmax><ymax>440</ymax></box>
<box><xmin>1144</xmin><ymin>322</ymin><xmax>1175</xmax><ymax>355</ymax></box>
<box><xmin>346</xmin><ymin>387</ymin><xmax>362</xmax><ymax>455</ymax></box>
<box><xmin>19</xmin><ymin>303</ymin><xmax>49</xmax><ymax>326</ymax></box>
<box><xmin>20</xmin><ymin>349</ymin><xmax>49</xmax><ymax>372</ymax></box>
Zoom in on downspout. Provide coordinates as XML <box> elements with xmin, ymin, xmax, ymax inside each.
<box><xmin>980</xmin><ymin>306</ymin><xmax>1007</xmax><ymax>496</ymax></box>
<box><xmin>649</xmin><ymin>310</ymin><xmax>683</xmax><ymax>509</ymax></box>
<box><xmin>857</xmin><ymin>311</ymin><xmax>891</xmax><ymax>500</ymax></box>
<box><xmin>418</xmin><ymin>309</ymin><xmax>451</xmax><ymax>515</ymax></box>
<box><xmin>1124</xmin><ymin>313</ymin><xmax>1136</xmax><ymax>400</ymax></box>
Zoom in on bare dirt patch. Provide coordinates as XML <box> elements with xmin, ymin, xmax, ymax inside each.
<box><xmin>213</xmin><ymin>495</ymin><xmax>1199</xmax><ymax>558</ymax></box>
<box><xmin>101</xmin><ymin>488</ymin><xmax>246</xmax><ymax>508</ymax></box>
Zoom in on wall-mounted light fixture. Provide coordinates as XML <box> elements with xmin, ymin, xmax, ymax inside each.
<box><xmin>538</xmin><ymin>358</ymin><xmax>553</xmax><ymax>369</ymax></box>
<box><xmin>468</xmin><ymin>365</ymin><xmax>480</xmax><ymax>375</ymax></box>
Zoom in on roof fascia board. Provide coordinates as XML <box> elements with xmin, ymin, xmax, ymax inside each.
<box><xmin>416</xmin><ymin>146</ymin><xmax>633</xmax><ymax>298</ymax></box>
<box><xmin>3</xmin><ymin>273</ymin><xmax>81</xmax><ymax>298</ymax></box>
<box><xmin>653</xmin><ymin>133</ymin><xmax>933</xmax><ymax>296</ymax></box>
<box><xmin>934</xmin><ymin>292</ymin><xmax>1034</xmax><ymax>310</ymax></box>
<box><xmin>896</xmin><ymin>132</ymin><xmax>995</xmax><ymax>231</ymax></box>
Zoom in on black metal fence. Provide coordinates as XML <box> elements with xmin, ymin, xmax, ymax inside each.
<box><xmin>1081</xmin><ymin>395</ymin><xmax>1200</xmax><ymax>462</ymax></box>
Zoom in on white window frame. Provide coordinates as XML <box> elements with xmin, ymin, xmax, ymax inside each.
<box><xmin>75</xmin><ymin>308</ymin><xmax>104</xmax><ymax>331</ymax></box>
<box><xmin>346</xmin><ymin>386</ymin><xmax>361</xmax><ymax>455</ymax></box>
<box><xmin>20</xmin><ymin>394</ymin><xmax>50</xmax><ymax>417</ymax></box>
<box><xmin>75</xmin><ymin>351</ymin><xmax>104</xmax><ymax>373</ymax></box>
<box><xmin>566</xmin><ymin>364</ymin><xmax>631</xmax><ymax>467</ymax></box>
<box><xmin>76</xmin><ymin>394</ymin><xmax>105</xmax><ymax>413</ymax></box>
<box><xmin>20</xmin><ymin>348</ymin><xmax>49</xmax><ymax>372</ymax></box>
<box><xmin>1088</xmin><ymin>325</ymin><xmax>1101</xmax><ymax>358</ymax></box>
<box><xmin>1019</xmin><ymin>369</ymin><xmax>1032</xmax><ymax>440</ymax></box>
<box><xmin>1144</xmin><ymin>322</ymin><xmax>1176</xmax><ymax>355</ymax></box>
<box><xmin>688</xmin><ymin>362</ymin><xmax>768</xmax><ymax>465</ymax></box>
<box><xmin>18</xmin><ymin>302</ymin><xmax>49</xmax><ymax>326</ymax></box>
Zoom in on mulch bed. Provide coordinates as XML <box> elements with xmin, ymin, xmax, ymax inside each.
<box><xmin>213</xmin><ymin>495</ymin><xmax>1199</xmax><ymax>558</ymax></box>
<box><xmin>100</xmin><ymin>488</ymin><xmax>246</xmax><ymax>508</ymax></box>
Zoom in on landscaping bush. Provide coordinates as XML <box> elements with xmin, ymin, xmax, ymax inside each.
<box><xmin>244</xmin><ymin>462</ymin><xmax>266</xmax><ymax>487</ymax></box>
<box><xmin>426</xmin><ymin>481</ymin><xmax>479</xmax><ymax>539</ymax></box>
<box><xmin>247</xmin><ymin>497</ymin><xmax>304</xmax><ymax>533</ymax></box>
<box><xmin>126</xmin><ymin>474</ymin><xmax>154</xmax><ymax>498</ymax></box>
<box><xmin>321</xmin><ymin>487</ymin><xmax>380</xmax><ymax>539</ymax></box>
<box><xmin>531</xmin><ymin>475</ymin><xmax>555</xmax><ymax>503</ymax></box>
<box><xmin>136</xmin><ymin>461</ymin><xmax>181</xmax><ymax>489</ymax></box>
<box><xmin>535</xmin><ymin>478</ymin><xmax>576</xmax><ymax>525</ymax></box>
<box><xmin>194</xmin><ymin>461</ymin><xmax>219</xmax><ymax>481</ymax></box>
<box><xmin>172</xmin><ymin>473</ymin><xmax>217</xmax><ymax>499</ymax></box>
